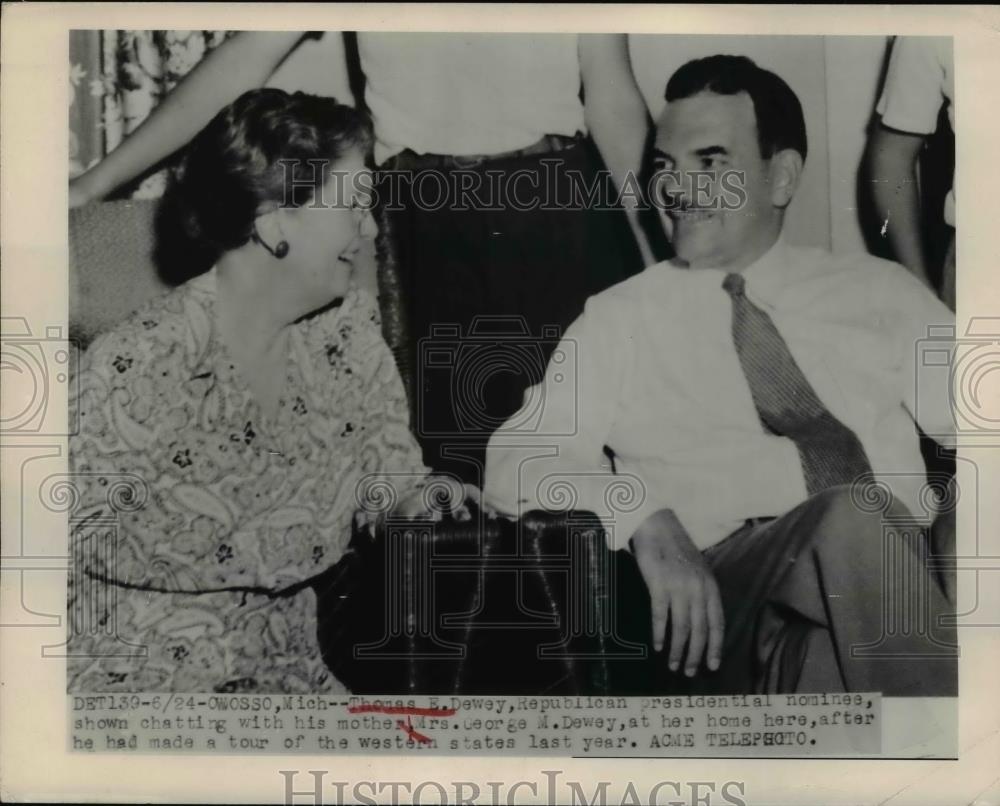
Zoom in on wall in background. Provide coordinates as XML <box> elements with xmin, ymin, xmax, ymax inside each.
<box><xmin>823</xmin><ymin>37</ymin><xmax>892</xmax><ymax>255</ymax></box>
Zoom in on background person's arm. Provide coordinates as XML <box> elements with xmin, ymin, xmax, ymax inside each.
<box><xmin>868</xmin><ymin>124</ymin><xmax>932</xmax><ymax>286</ymax></box>
<box><xmin>69</xmin><ymin>31</ymin><xmax>308</xmax><ymax>207</ymax></box>
<box><xmin>579</xmin><ymin>34</ymin><xmax>655</xmax><ymax>266</ymax></box>
<box><xmin>868</xmin><ymin>36</ymin><xmax>951</xmax><ymax>289</ymax></box>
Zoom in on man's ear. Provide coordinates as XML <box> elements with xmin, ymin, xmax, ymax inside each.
<box><xmin>768</xmin><ymin>149</ymin><xmax>803</xmax><ymax>209</ymax></box>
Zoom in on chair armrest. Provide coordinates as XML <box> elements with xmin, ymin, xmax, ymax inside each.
<box><xmin>314</xmin><ymin>509</ymin><xmax>662</xmax><ymax>694</ymax></box>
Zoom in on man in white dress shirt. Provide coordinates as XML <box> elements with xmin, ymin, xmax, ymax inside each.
<box><xmin>485</xmin><ymin>55</ymin><xmax>957</xmax><ymax>696</ymax></box>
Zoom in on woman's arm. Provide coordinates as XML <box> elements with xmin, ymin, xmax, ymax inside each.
<box><xmin>579</xmin><ymin>34</ymin><xmax>655</xmax><ymax>266</ymax></box>
<box><xmin>69</xmin><ymin>31</ymin><xmax>308</xmax><ymax>207</ymax></box>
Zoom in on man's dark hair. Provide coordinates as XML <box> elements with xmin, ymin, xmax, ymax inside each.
<box><xmin>665</xmin><ymin>55</ymin><xmax>807</xmax><ymax>162</ymax></box>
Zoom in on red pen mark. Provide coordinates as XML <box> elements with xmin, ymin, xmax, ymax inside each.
<box><xmin>346</xmin><ymin>703</ymin><xmax>457</xmax><ymax>744</ymax></box>
<box><xmin>397</xmin><ymin>716</ymin><xmax>432</xmax><ymax>744</ymax></box>
<box><xmin>347</xmin><ymin>704</ymin><xmax>457</xmax><ymax>717</ymax></box>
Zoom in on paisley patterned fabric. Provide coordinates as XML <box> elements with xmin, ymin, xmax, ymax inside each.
<box><xmin>67</xmin><ymin>269</ymin><xmax>429</xmax><ymax>693</ymax></box>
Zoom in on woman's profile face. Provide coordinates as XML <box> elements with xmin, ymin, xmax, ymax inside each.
<box><xmin>280</xmin><ymin>148</ymin><xmax>377</xmax><ymax>307</ymax></box>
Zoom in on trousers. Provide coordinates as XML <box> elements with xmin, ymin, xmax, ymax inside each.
<box><xmin>674</xmin><ymin>485</ymin><xmax>957</xmax><ymax>696</ymax></box>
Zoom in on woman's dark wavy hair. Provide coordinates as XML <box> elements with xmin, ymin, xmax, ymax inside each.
<box><xmin>155</xmin><ymin>88</ymin><xmax>373</xmax><ymax>282</ymax></box>
<box><xmin>665</xmin><ymin>55</ymin><xmax>807</xmax><ymax>163</ymax></box>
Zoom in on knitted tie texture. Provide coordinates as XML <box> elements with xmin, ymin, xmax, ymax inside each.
<box><xmin>722</xmin><ymin>272</ymin><xmax>872</xmax><ymax>496</ymax></box>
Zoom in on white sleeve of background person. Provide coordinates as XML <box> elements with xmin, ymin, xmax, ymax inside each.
<box><xmin>875</xmin><ymin>36</ymin><xmax>952</xmax><ymax>135</ymax></box>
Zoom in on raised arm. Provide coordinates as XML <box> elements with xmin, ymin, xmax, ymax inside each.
<box><xmin>578</xmin><ymin>34</ymin><xmax>655</xmax><ymax>266</ymax></box>
<box><xmin>69</xmin><ymin>31</ymin><xmax>307</xmax><ymax>207</ymax></box>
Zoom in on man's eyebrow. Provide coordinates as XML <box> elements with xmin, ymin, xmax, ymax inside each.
<box><xmin>694</xmin><ymin>145</ymin><xmax>729</xmax><ymax>158</ymax></box>
<box><xmin>652</xmin><ymin>145</ymin><xmax>730</xmax><ymax>162</ymax></box>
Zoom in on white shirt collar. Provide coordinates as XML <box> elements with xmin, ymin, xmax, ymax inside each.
<box><xmin>739</xmin><ymin>235</ymin><xmax>791</xmax><ymax>306</ymax></box>
<box><xmin>666</xmin><ymin>234</ymin><xmax>791</xmax><ymax>305</ymax></box>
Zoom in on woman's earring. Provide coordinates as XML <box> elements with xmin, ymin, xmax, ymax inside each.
<box><xmin>251</xmin><ymin>224</ymin><xmax>290</xmax><ymax>260</ymax></box>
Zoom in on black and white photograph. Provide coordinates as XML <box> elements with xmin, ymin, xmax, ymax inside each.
<box><xmin>3</xmin><ymin>4</ymin><xmax>1000</xmax><ymax>804</ymax></box>
<box><xmin>64</xmin><ymin>27</ymin><xmax>958</xmax><ymax>697</ymax></box>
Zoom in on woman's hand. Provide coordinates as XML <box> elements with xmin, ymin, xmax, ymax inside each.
<box><xmin>391</xmin><ymin>476</ymin><xmax>483</xmax><ymax>522</ymax></box>
<box><xmin>630</xmin><ymin>508</ymin><xmax>725</xmax><ymax>677</ymax></box>
<box><xmin>353</xmin><ymin>476</ymin><xmax>495</xmax><ymax>535</ymax></box>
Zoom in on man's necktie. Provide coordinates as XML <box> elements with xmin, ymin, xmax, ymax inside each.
<box><xmin>722</xmin><ymin>272</ymin><xmax>873</xmax><ymax>496</ymax></box>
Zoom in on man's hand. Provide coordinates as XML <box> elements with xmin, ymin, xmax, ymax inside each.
<box><xmin>630</xmin><ymin>508</ymin><xmax>724</xmax><ymax>676</ymax></box>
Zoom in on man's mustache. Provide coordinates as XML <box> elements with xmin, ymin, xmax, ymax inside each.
<box><xmin>667</xmin><ymin>202</ymin><xmax>720</xmax><ymax>217</ymax></box>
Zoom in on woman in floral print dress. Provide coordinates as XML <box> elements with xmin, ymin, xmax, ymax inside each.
<box><xmin>67</xmin><ymin>89</ymin><xmax>465</xmax><ymax>693</ymax></box>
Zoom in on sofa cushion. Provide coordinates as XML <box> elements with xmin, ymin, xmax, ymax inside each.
<box><xmin>69</xmin><ymin>199</ymin><xmax>171</xmax><ymax>348</ymax></box>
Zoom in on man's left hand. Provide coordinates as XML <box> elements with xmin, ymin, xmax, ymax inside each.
<box><xmin>630</xmin><ymin>508</ymin><xmax>725</xmax><ymax>677</ymax></box>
